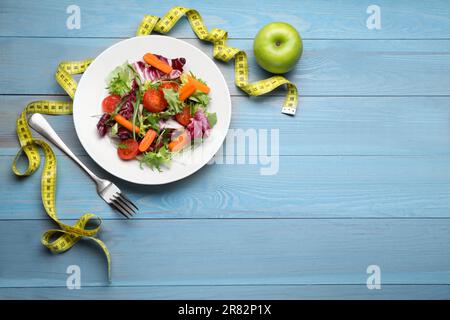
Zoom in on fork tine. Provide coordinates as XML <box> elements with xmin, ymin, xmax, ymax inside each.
<box><xmin>112</xmin><ymin>198</ymin><xmax>134</xmax><ymax>218</ymax></box>
<box><xmin>113</xmin><ymin>194</ymin><xmax>136</xmax><ymax>216</ymax></box>
<box><xmin>110</xmin><ymin>201</ymin><xmax>132</xmax><ymax>219</ymax></box>
<box><xmin>117</xmin><ymin>193</ymin><xmax>139</xmax><ymax>211</ymax></box>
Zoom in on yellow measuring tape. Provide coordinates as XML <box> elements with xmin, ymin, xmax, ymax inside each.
<box><xmin>13</xmin><ymin>60</ymin><xmax>111</xmax><ymax>282</ymax></box>
<box><xmin>13</xmin><ymin>6</ymin><xmax>298</xmax><ymax>282</ymax></box>
<box><xmin>137</xmin><ymin>6</ymin><xmax>299</xmax><ymax>115</ymax></box>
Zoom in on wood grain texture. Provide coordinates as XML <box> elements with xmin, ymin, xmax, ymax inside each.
<box><xmin>1</xmin><ymin>38</ymin><xmax>450</xmax><ymax>96</ymax></box>
<box><xmin>1</xmin><ymin>219</ymin><xmax>450</xmax><ymax>288</ymax></box>
<box><xmin>1</xmin><ymin>0</ymin><xmax>450</xmax><ymax>39</ymax></box>
<box><xmin>2</xmin><ymin>285</ymin><xmax>450</xmax><ymax>300</ymax></box>
<box><xmin>2</xmin><ymin>96</ymin><xmax>450</xmax><ymax>157</ymax></box>
<box><xmin>3</xmin><ymin>154</ymin><xmax>450</xmax><ymax>219</ymax></box>
<box><xmin>1</xmin><ymin>0</ymin><xmax>450</xmax><ymax>299</ymax></box>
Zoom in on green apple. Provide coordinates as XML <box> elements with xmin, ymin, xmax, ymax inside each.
<box><xmin>253</xmin><ymin>22</ymin><xmax>302</xmax><ymax>74</ymax></box>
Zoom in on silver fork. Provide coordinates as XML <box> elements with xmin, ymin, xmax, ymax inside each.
<box><xmin>28</xmin><ymin>113</ymin><xmax>138</xmax><ymax>219</ymax></box>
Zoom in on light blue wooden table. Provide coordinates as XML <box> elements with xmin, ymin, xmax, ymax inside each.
<box><xmin>1</xmin><ymin>0</ymin><xmax>450</xmax><ymax>299</ymax></box>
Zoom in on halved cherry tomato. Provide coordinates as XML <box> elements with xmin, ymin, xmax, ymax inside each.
<box><xmin>175</xmin><ymin>106</ymin><xmax>191</xmax><ymax>126</ymax></box>
<box><xmin>102</xmin><ymin>94</ymin><xmax>121</xmax><ymax>113</ymax></box>
<box><xmin>117</xmin><ymin>139</ymin><xmax>139</xmax><ymax>160</ymax></box>
<box><xmin>158</xmin><ymin>82</ymin><xmax>179</xmax><ymax>92</ymax></box>
<box><xmin>143</xmin><ymin>89</ymin><xmax>168</xmax><ymax>113</ymax></box>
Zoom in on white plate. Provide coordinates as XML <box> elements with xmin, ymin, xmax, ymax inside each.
<box><xmin>73</xmin><ymin>35</ymin><xmax>231</xmax><ymax>185</ymax></box>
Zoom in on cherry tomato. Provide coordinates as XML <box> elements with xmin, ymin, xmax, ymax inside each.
<box><xmin>117</xmin><ymin>139</ymin><xmax>139</xmax><ymax>160</ymax></box>
<box><xmin>102</xmin><ymin>94</ymin><xmax>121</xmax><ymax>113</ymax></box>
<box><xmin>158</xmin><ymin>82</ymin><xmax>179</xmax><ymax>92</ymax></box>
<box><xmin>175</xmin><ymin>106</ymin><xmax>192</xmax><ymax>126</ymax></box>
<box><xmin>143</xmin><ymin>89</ymin><xmax>168</xmax><ymax>113</ymax></box>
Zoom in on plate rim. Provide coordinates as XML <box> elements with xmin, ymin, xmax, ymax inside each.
<box><xmin>73</xmin><ymin>35</ymin><xmax>231</xmax><ymax>185</ymax></box>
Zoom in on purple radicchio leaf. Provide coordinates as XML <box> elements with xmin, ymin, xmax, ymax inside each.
<box><xmin>158</xmin><ymin>118</ymin><xmax>184</xmax><ymax>130</ymax></box>
<box><xmin>132</xmin><ymin>55</ymin><xmax>186</xmax><ymax>82</ymax></box>
<box><xmin>96</xmin><ymin>113</ymin><xmax>112</xmax><ymax>137</ymax></box>
<box><xmin>117</xmin><ymin>127</ymin><xmax>130</xmax><ymax>140</ymax></box>
<box><xmin>186</xmin><ymin>109</ymin><xmax>211</xmax><ymax>140</ymax></box>
<box><xmin>171</xmin><ymin>57</ymin><xmax>186</xmax><ymax>72</ymax></box>
<box><xmin>118</xmin><ymin>80</ymin><xmax>138</xmax><ymax>120</ymax></box>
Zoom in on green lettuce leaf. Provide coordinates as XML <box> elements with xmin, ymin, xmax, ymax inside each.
<box><xmin>189</xmin><ymin>91</ymin><xmax>210</xmax><ymax>106</ymax></box>
<box><xmin>162</xmin><ymin>88</ymin><xmax>184</xmax><ymax>115</ymax></box>
<box><xmin>106</xmin><ymin>62</ymin><xmax>133</xmax><ymax>96</ymax></box>
<box><xmin>139</xmin><ymin>145</ymin><xmax>172</xmax><ymax>172</ymax></box>
<box><xmin>207</xmin><ymin>112</ymin><xmax>217</xmax><ymax>128</ymax></box>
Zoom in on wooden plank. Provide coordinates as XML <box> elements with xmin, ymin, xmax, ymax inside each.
<box><xmin>1</xmin><ymin>0</ymin><xmax>450</xmax><ymax>301</ymax></box>
<box><xmin>1</xmin><ymin>219</ymin><xmax>450</xmax><ymax>287</ymax></box>
<box><xmin>2</xmin><ymin>0</ymin><xmax>450</xmax><ymax>39</ymax></box>
<box><xmin>1</xmin><ymin>38</ymin><xmax>450</xmax><ymax>96</ymax></box>
<box><xmin>3</xmin><ymin>154</ymin><xmax>450</xmax><ymax>220</ymax></box>
<box><xmin>2</xmin><ymin>285</ymin><xmax>449</xmax><ymax>300</ymax></box>
<box><xmin>3</xmin><ymin>96</ymin><xmax>450</xmax><ymax>157</ymax></box>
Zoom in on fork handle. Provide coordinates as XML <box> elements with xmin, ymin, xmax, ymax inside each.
<box><xmin>28</xmin><ymin>113</ymin><xmax>103</xmax><ymax>184</ymax></box>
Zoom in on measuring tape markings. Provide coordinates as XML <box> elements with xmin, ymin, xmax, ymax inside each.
<box><xmin>13</xmin><ymin>61</ymin><xmax>111</xmax><ymax>281</ymax></box>
<box><xmin>136</xmin><ymin>6</ymin><xmax>299</xmax><ymax>115</ymax></box>
<box><xmin>13</xmin><ymin>6</ymin><xmax>299</xmax><ymax>282</ymax></box>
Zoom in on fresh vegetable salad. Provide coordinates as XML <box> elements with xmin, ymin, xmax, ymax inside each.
<box><xmin>96</xmin><ymin>52</ymin><xmax>217</xmax><ymax>171</ymax></box>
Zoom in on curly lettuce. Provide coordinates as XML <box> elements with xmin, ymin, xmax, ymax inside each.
<box><xmin>162</xmin><ymin>88</ymin><xmax>184</xmax><ymax>115</ymax></box>
<box><xmin>139</xmin><ymin>145</ymin><xmax>172</xmax><ymax>171</ymax></box>
<box><xmin>106</xmin><ymin>62</ymin><xmax>133</xmax><ymax>96</ymax></box>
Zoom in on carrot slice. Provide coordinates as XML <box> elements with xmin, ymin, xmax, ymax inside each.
<box><xmin>138</xmin><ymin>129</ymin><xmax>157</xmax><ymax>152</ymax></box>
<box><xmin>143</xmin><ymin>53</ymin><xmax>173</xmax><ymax>74</ymax></box>
<box><xmin>114</xmin><ymin>114</ymin><xmax>140</xmax><ymax>134</ymax></box>
<box><xmin>178</xmin><ymin>82</ymin><xmax>197</xmax><ymax>101</ymax></box>
<box><xmin>187</xmin><ymin>75</ymin><xmax>210</xmax><ymax>94</ymax></box>
<box><xmin>169</xmin><ymin>131</ymin><xmax>190</xmax><ymax>152</ymax></box>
